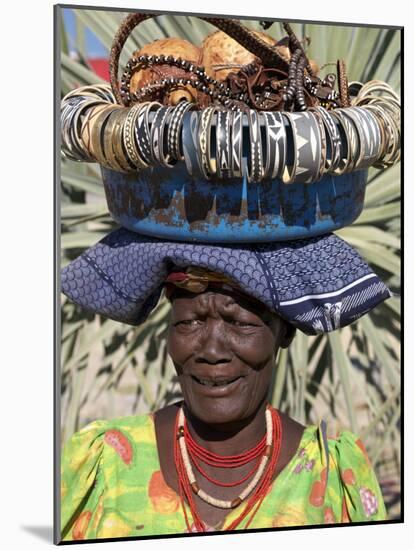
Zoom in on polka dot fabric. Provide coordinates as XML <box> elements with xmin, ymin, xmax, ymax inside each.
<box><xmin>61</xmin><ymin>228</ymin><xmax>391</xmax><ymax>334</ymax></box>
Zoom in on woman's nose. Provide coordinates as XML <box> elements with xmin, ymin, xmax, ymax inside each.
<box><xmin>193</xmin><ymin>319</ymin><xmax>232</xmax><ymax>364</ymax></box>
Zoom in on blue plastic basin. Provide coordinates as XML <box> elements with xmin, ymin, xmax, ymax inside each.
<box><xmin>101</xmin><ymin>163</ymin><xmax>367</xmax><ymax>243</ymax></box>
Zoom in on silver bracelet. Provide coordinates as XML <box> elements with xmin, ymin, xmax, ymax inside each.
<box><xmin>313</xmin><ymin>107</ymin><xmax>342</xmax><ymax>173</ymax></box>
<box><xmin>246</xmin><ymin>108</ymin><xmax>264</xmax><ymax>183</ymax></box>
<box><xmin>198</xmin><ymin>106</ymin><xmax>217</xmax><ymax>180</ymax></box>
<box><xmin>167</xmin><ymin>100</ymin><xmax>195</xmax><ymax>162</ymax></box>
<box><xmin>230</xmin><ymin>109</ymin><xmax>243</xmax><ymax>178</ymax></box>
<box><xmin>216</xmin><ymin>108</ymin><xmax>232</xmax><ymax>179</ymax></box>
<box><xmin>261</xmin><ymin>111</ymin><xmax>286</xmax><ymax>180</ymax></box>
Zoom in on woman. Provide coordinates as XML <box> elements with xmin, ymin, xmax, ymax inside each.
<box><xmin>60</xmin><ymin>230</ymin><xmax>389</xmax><ymax>540</ymax></box>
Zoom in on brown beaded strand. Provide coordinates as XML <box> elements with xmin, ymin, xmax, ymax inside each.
<box><xmin>109</xmin><ymin>12</ymin><xmax>290</xmax><ymax>106</ymax></box>
<box><xmin>337</xmin><ymin>59</ymin><xmax>351</xmax><ymax>108</ymax></box>
<box><xmin>295</xmin><ymin>55</ymin><xmax>308</xmax><ymax>111</ymax></box>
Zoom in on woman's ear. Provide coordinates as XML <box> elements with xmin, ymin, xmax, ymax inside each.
<box><xmin>280</xmin><ymin>320</ymin><xmax>296</xmax><ymax>349</ymax></box>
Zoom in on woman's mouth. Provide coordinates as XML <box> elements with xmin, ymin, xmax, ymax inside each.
<box><xmin>191</xmin><ymin>375</ymin><xmax>242</xmax><ymax>387</ymax></box>
<box><xmin>190</xmin><ymin>374</ymin><xmax>245</xmax><ymax>396</ymax></box>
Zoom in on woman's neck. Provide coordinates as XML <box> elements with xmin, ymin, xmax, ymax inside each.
<box><xmin>183</xmin><ymin>399</ymin><xmax>269</xmax><ymax>456</ymax></box>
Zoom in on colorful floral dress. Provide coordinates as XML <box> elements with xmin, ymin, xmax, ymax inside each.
<box><xmin>60</xmin><ymin>413</ymin><xmax>387</xmax><ymax>541</ymax></box>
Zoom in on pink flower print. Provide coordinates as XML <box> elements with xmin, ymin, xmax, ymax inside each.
<box><xmin>305</xmin><ymin>459</ymin><xmax>315</xmax><ymax>471</ymax></box>
<box><xmin>297</xmin><ymin>448</ymin><xmax>306</xmax><ymax>458</ymax></box>
<box><xmin>294</xmin><ymin>463</ymin><xmax>303</xmax><ymax>474</ymax></box>
<box><xmin>359</xmin><ymin>487</ymin><xmax>378</xmax><ymax>517</ymax></box>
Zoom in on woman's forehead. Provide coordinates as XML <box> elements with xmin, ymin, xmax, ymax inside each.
<box><xmin>170</xmin><ymin>287</ymin><xmax>269</xmax><ymax>317</ymax></box>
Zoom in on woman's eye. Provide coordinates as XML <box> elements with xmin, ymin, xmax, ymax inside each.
<box><xmin>174</xmin><ymin>320</ymin><xmax>200</xmax><ymax>326</ymax></box>
<box><xmin>229</xmin><ymin>320</ymin><xmax>256</xmax><ymax>327</ymax></box>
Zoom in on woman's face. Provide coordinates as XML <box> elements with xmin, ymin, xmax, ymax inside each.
<box><xmin>167</xmin><ymin>287</ymin><xmax>291</xmax><ymax>427</ymax></box>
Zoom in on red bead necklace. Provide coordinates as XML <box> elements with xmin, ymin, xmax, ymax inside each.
<box><xmin>173</xmin><ymin>405</ymin><xmax>282</xmax><ymax>532</ymax></box>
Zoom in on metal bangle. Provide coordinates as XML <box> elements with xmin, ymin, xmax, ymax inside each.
<box><xmin>72</xmin><ymin>99</ymin><xmax>107</xmax><ymax>161</ymax></box>
<box><xmin>167</xmin><ymin>100</ymin><xmax>195</xmax><ymax>162</ymax></box>
<box><xmin>281</xmin><ymin>112</ymin><xmax>298</xmax><ymax>184</ymax></box>
<box><xmin>343</xmin><ymin>107</ymin><xmax>381</xmax><ymax>170</ymax></box>
<box><xmin>309</xmin><ymin>110</ymin><xmax>327</xmax><ymax>181</ymax></box>
<box><xmin>135</xmin><ymin>101</ymin><xmax>162</xmax><ymax>164</ymax></box>
<box><xmin>183</xmin><ymin>110</ymin><xmax>203</xmax><ymax>178</ymax></box>
<box><xmin>362</xmin><ymin>104</ymin><xmax>388</xmax><ymax>160</ymax></box>
<box><xmin>90</xmin><ymin>105</ymin><xmax>121</xmax><ymax>168</ymax></box>
<box><xmin>216</xmin><ymin>108</ymin><xmax>232</xmax><ymax>179</ymax></box>
<box><xmin>150</xmin><ymin>106</ymin><xmax>170</xmax><ymax>165</ymax></box>
<box><xmin>328</xmin><ymin>109</ymin><xmax>357</xmax><ymax>175</ymax></box>
<box><xmin>61</xmin><ymin>96</ymin><xmax>89</xmax><ymax>161</ymax></box>
<box><xmin>246</xmin><ymin>108</ymin><xmax>264</xmax><ymax>183</ymax></box>
<box><xmin>123</xmin><ymin>103</ymin><xmax>150</xmax><ymax>169</ymax></box>
<box><xmin>103</xmin><ymin>109</ymin><xmax>128</xmax><ymax>171</ymax></box>
<box><xmin>312</xmin><ymin>106</ymin><xmax>342</xmax><ymax>173</ymax></box>
<box><xmin>365</xmin><ymin>104</ymin><xmax>400</xmax><ymax>167</ymax></box>
<box><xmin>198</xmin><ymin>106</ymin><xmax>217</xmax><ymax>180</ymax></box>
<box><xmin>261</xmin><ymin>111</ymin><xmax>286</xmax><ymax>180</ymax></box>
<box><xmin>290</xmin><ymin>112</ymin><xmax>323</xmax><ymax>183</ymax></box>
<box><xmin>112</xmin><ymin>109</ymin><xmax>136</xmax><ymax>171</ymax></box>
<box><xmin>80</xmin><ymin>103</ymin><xmax>115</xmax><ymax>163</ymax></box>
<box><xmin>230</xmin><ymin>108</ymin><xmax>243</xmax><ymax>179</ymax></box>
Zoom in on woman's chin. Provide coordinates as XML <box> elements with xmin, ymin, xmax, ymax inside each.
<box><xmin>183</xmin><ymin>391</ymin><xmax>257</xmax><ymax>428</ymax></box>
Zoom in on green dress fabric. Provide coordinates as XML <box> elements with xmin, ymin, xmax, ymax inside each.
<box><xmin>60</xmin><ymin>412</ymin><xmax>387</xmax><ymax>541</ymax></box>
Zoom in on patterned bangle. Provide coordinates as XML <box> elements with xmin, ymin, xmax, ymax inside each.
<box><xmin>90</xmin><ymin>105</ymin><xmax>121</xmax><ymax>169</ymax></box>
<box><xmin>328</xmin><ymin>109</ymin><xmax>358</xmax><ymax>175</ymax></box>
<box><xmin>216</xmin><ymin>108</ymin><xmax>232</xmax><ymax>179</ymax></box>
<box><xmin>261</xmin><ymin>111</ymin><xmax>286</xmax><ymax>180</ymax></box>
<box><xmin>80</xmin><ymin>103</ymin><xmax>112</xmax><ymax>163</ymax></box>
<box><xmin>112</xmin><ymin>109</ymin><xmax>136</xmax><ymax>171</ymax></box>
<box><xmin>246</xmin><ymin>108</ymin><xmax>264</xmax><ymax>183</ymax></box>
<box><xmin>103</xmin><ymin>109</ymin><xmax>128</xmax><ymax>171</ymax></box>
<box><xmin>281</xmin><ymin>113</ymin><xmax>298</xmax><ymax>184</ymax></box>
<box><xmin>309</xmin><ymin>110</ymin><xmax>327</xmax><ymax>181</ymax></box>
<box><xmin>365</xmin><ymin>104</ymin><xmax>399</xmax><ymax>167</ymax></box>
<box><xmin>61</xmin><ymin>96</ymin><xmax>88</xmax><ymax>161</ymax></box>
<box><xmin>122</xmin><ymin>103</ymin><xmax>149</xmax><ymax>169</ymax></box>
<box><xmin>281</xmin><ymin>112</ymin><xmax>323</xmax><ymax>184</ymax></box>
<box><xmin>167</xmin><ymin>100</ymin><xmax>194</xmax><ymax>162</ymax></box>
<box><xmin>183</xmin><ymin>110</ymin><xmax>203</xmax><ymax>178</ymax></box>
<box><xmin>313</xmin><ymin>107</ymin><xmax>342</xmax><ymax>173</ymax></box>
<box><xmin>357</xmin><ymin>107</ymin><xmax>383</xmax><ymax>167</ymax></box>
<box><xmin>135</xmin><ymin>102</ymin><xmax>162</xmax><ymax>165</ymax></box>
<box><xmin>70</xmin><ymin>99</ymin><xmax>105</xmax><ymax>161</ymax></box>
<box><xmin>150</xmin><ymin>106</ymin><xmax>174</xmax><ymax>166</ymax></box>
<box><xmin>198</xmin><ymin>106</ymin><xmax>217</xmax><ymax>180</ymax></box>
<box><xmin>342</xmin><ymin>107</ymin><xmax>382</xmax><ymax>170</ymax></box>
<box><xmin>230</xmin><ymin>109</ymin><xmax>243</xmax><ymax>179</ymax></box>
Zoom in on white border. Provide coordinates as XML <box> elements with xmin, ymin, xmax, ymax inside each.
<box><xmin>1</xmin><ymin>0</ymin><xmax>410</xmax><ymax>549</ymax></box>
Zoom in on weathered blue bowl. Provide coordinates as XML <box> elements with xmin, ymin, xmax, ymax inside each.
<box><xmin>101</xmin><ymin>163</ymin><xmax>367</xmax><ymax>243</ymax></box>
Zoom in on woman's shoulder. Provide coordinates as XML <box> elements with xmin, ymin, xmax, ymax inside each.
<box><xmin>62</xmin><ymin>412</ymin><xmax>157</xmax><ymax>460</ymax></box>
<box><xmin>290</xmin><ymin>420</ymin><xmax>377</xmax><ymax>481</ymax></box>
<box><xmin>302</xmin><ymin>421</ymin><xmax>387</xmax><ymax>522</ymax></box>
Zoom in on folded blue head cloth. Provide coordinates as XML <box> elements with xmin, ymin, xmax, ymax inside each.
<box><xmin>61</xmin><ymin>228</ymin><xmax>391</xmax><ymax>335</ymax></box>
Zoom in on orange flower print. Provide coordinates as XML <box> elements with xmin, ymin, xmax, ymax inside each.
<box><xmin>309</xmin><ymin>480</ymin><xmax>325</xmax><ymax>507</ymax></box>
<box><xmin>309</xmin><ymin>467</ymin><xmax>328</xmax><ymax>507</ymax></box>
<box><xmin>104</xmin><ymin>429</ymin><xmax>133</xmax><ymax>465</ymax></box>
<box><xmin>148</xmin><ymin>470</ymin><xmax>180</xmax><ymax>514</ymax></box>
<box><xmin>324</xmin><ymin>507</ymin><xmax>335</xmax><ymax>524</ymax></box>
<box><xmin>341</xmin><ymin>468</ymin><xmax>356</xmax><ymax>485</ymax></box>
<box><xmin>72</xmin><ymin>510</ymin><xmax>92</xmax><ymax>540</ymax></box>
